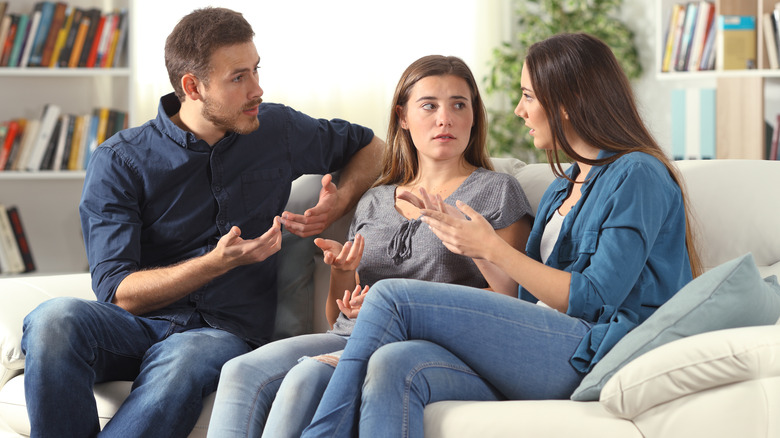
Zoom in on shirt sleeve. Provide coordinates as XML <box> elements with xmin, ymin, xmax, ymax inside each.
<box><xmin>79</xmin><ymin>146</ymin><xmax>142</xmax><ymax>303</ymax></box>
<box><xmin>282</xmin><ymin>106</ymin><xmax>374</xmax><ymax>178</ymax></box>
<box><xmin>566</xmin><ymin>161</ymin><xmax>681</xmax><ymax>321</ymax></box>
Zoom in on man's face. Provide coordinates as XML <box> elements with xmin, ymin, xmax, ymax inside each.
<box><xmin>200</xmin><ymin>41</ymin><xmax>264</xmax><ymax>135</ymax></box>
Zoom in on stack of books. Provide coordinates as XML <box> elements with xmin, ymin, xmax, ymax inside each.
<box><xmin>0</xmin><ymin>105</ymin><xmax>128</xmax><ymax>172</ymax></box>
<box><xmin>0</xmin><ymin>1</ymin><xmax>128</xmax><ymax>68</ymax></box>
<box><xmin>661</xmin><ymin>1</ymin><xmax>718</xmax><ymax>72</ymax></box>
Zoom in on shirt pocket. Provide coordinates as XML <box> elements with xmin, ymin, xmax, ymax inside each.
<box><xmin>557</xmin><ymin>230</ymin><xmax>599</xmax><ymax>264</ymax></box>
<box><xmin>241</xmin><ymin>168</ymin><xmax>290</xmax><ymax>218</ymax></box>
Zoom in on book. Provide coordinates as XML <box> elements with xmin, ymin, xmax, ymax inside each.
<box><xmin>770</xmin><ymin>114</ymin><xmax>780</xmax><ymax>161</ymax></box>
<box><xmin>38</xmin><ymin>116</ymin><xmax>61</xmax><ymax>170</ymax></box>
<box><xmin>6</xmin><ymin>206</ymin><xmax>35</xmax><ymax>272</ymax></box>
<box><xmin>25</xmin><ymin>104</ymin><xmax>61</xmax><ymax>171</ymax></box>
<box><xmin>57</xmin><ymin>7</ymin><xmax>81</xmax><ymax>67</ymax></box>
<box><xmin>49</xmin><ymin>5</ymin><xmax>72</xmax><ymax>67</ymax></box>
<box><xmin>687</xmin><ymin>1</ymin><xmax>714</xmax><ymax>72</ymax></box>
<box><xmin>75</xmin><ymin>113</ymin><xmax>91</xmax><ymax>170</ymax></box>
<box><xmin>0</xmin><ymin>203</ymin><xmax>24</xmax><ymax>274</ymax></box>
<box><xmin>0</xmin><ymin>119</ymin><xmax>21</xmax><ymax>170</ymax></box>
<box><xmin>51</xmin><ymin>113</ymin><xmax>71</xmax><ymax>170</ymax></box>
<box><xmin>110</xmin><ymin>9</ymin><xmax>128</xmax><ymax>68</ymax></box>
<box><xmin>11</xmin><ymin>118</ymin><xmax>38</xmax><ymax>170</ymax></box>
<box><xmin>76</xmin><ymin>8</ymin><xmax>100</xmax><ymax>67</ymax></box>
<box><xmin>699</xmin><ymin>11</ymin><xmax>718</xmax><ymax>70</ymax></box>
<box><xmin>39</xmin><ymin>1</ymin><xmax>67</xmax><ymax>68</ymax></box>
<box><xmin>0</xmin><ymin>12</ymin><xmax>11</xmax><ymax>64</ymax></box>
<box><xmin>7</xmin><ymin>13</ymin><xmax>29</xmax><ymax>67</ymax></box>
<box><xmin>95</xmin><ymin>11</ymin><xmax>115</xmax><ymax>67</ymax></box>
<box><xmin>67</xmin><ymin>114</ymin><xmax>84</xmax><ymax>170</ymax></box>
<box><xmin>4</xmin><ymin>118</ymin><xmax>26</xmax><ymax>170</ymax></box>
<box><xmin>676</xmin><ymin>2</ymin><xmax>699</xmax><ymax>71</ymax></box>
<box><xmin>84</xmin><ymin>13</ymin><xmax>104</xmax><ymax>67</ymax></box>
<box><xmin>0</xmin><ymin>14</ymin><xmax>16</xmax><ymax>66</ymax></box>
<box><xmin>18</xmin><ymin>6</ymin><xmax>42</xmax><ymax>67</ymax></box>
<box><xmin>67</xmin><ymin>11</ymin><xmax>89</xmax><ymax>67</ymax></box>
<box><xmin>764</xmin><ymin>13</ymin><xmax>780</xmax><ymax>69</ymax></box>
<box><xmin>717</xmin><ymin>15</ymin><xmax>757</xmax><ymax>70</ymax></box>
<box><xmin>82</xmin><ymin>110</ymin><xmax>99</xmax><ymax>169</ymax></box>
<box><xmin>27</xmin><ymin>1</ymin><xmax>54</xmax><ymax>67</ymax></box>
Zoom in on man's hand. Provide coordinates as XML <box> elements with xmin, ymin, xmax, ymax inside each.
<box><xmin>282</xmin><ymin>174</ymin><xmax>339</xmax><ymax>237</ymax></box>
<box><xmin>314</xmin><ymin>234</ymin><xmax>365</xmax><ymax>272</ymax></box>
<box><xmin>336</xmin><ymin>284</ymin><xmax>369</xmax><ymax>319</ymax></box>
<box><xmin>215</xmin><ymin>217</ymin><xmax>283</xmax><ymax>270</ymax></box>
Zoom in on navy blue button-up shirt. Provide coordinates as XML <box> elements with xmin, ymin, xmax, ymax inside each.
<box><xmin>522</xmin><ymin>151</ymin><xmax>693</xmax><ymax>373</ymax></box>
<box><xmin>79</xmin><ymin>93</ymin><xmax>374</xmax><ymax>346</ymax></box>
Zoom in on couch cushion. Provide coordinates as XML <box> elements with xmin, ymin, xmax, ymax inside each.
<box><xmin>599</xmin><ymin>324</ymin><xmax>780</xmax><ymax>419</ymax></box>
<box><xmin>571</xmin><ymin>252</ymin><xmax>780</xmax><ymax>401</ymax></box>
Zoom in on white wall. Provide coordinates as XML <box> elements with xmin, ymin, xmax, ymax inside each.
<box><xmin>130</xmin><ymin>0</ymin><xmax>708</xmax><ymax>155</ymax></box>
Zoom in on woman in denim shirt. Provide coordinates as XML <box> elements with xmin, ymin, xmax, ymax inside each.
<box><xmin>301</xmin><ymin>33</ymin><xmax>703</xmax><ymax>438</ymax></box>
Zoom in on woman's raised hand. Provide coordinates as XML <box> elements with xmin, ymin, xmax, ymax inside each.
<box><xmin>420</xmin><ymin>200</ymin><xmax>498</xmax><ymax>260</ymax></box>
<box><xmin>336</xmin><ymin>284</ymin><xmax>370</xmax><ymax>319</ymax></box>
<box><xmin>314</xmin><ymin>233</ymin><xmax>365</xmax><ymax>272</ymax></box>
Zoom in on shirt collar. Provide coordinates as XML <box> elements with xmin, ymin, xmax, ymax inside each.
<box><xmin>551</xmin><ymin>149</ymin><xmax>618</xmax><ymax>194</ymax></box>
<box><xmin>156</xmin><ymin>93</ymin><xmax>212</xmax><ymax>152</ymax></box>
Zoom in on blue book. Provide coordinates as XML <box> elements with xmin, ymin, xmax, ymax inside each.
<box><xmin>699</xmin><ymin>88</ymin><xmax>716</xmax><ymax>159</ymax></box>
<box><xmin>670</xmin><ymin>89</ymin><xmax>686</xmax><ymax>160</ymax></box>
<box><xmin>28</xmin><ymin>1</ymin><xmax>55</xmax><ymax>66</ymax></box>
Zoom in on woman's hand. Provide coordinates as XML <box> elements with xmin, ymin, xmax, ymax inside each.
<box><xmin>420</xmin><ymin>200</ymin><xmax>500</xmax><ymax>260</ymax></box>
<box><xmin>396</xmin><ymin>187</ymin><xmax>464</xmax><ymax>218</ymax></box>
<box><xmin>336</xmin><ymin>284</ymin><xmax>370</xmax><ymax>319</ymax></box>
<box><xmin>314</xmin><ymin>234</ymin><xmax>365</xmax><ymax>272</ymax></box>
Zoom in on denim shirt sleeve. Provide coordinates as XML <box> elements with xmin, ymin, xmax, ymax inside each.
<box><xmin>566</xmin><ymin>160</ymin><xmax>678</xmax><ymax>321</ymax></box>
<box><xmin>79</xmin><ymin>145</ymin><xmax>142</xmax><ymax>303</ymax></box>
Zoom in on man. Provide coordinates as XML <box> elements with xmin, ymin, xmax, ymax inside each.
<box><xmin>21</xmin><ymin>7</ymin><xmax>382</xmax><ymax>437</ymax></box>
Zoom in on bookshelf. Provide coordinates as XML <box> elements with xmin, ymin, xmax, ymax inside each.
<box><xmin>0</xmin><ymin>0</ymin><xmax>133</xmax><ymax>275</ymax></box>
<box><xmin>657</xmin><ymin>0</ymin><xmax>780</xmax><ymax>159</ymax></box>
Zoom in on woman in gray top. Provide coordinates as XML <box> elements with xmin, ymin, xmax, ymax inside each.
<box><xmin>207</xmin><ymin>55</ymin><xmax>532</xmax><ymax>438</ymax></box>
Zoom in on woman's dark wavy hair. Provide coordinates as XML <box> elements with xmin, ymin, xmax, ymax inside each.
<box><xmin>165</xmin><ymin>7</ymin><xmax>255</xmax><ymax>102</ymax></box>
<box><xmin>375</xmin><ymin>55</ymin><xmax>492</xmax><ymax>187</ymax></box>
<box><xmin>525</xmin><ymin>33</ymin><xmax>702</xmax><ymax>277</ymax></box>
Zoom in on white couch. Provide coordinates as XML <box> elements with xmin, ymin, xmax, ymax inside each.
<box><xmin>1</xmin><ymin>158</ymin><xmax>779</xmax><ymax>437</ymax></box>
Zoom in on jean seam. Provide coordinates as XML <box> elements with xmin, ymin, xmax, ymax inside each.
<box><xmin>402</xmin><ymin>361</ymin><xmax>479</xmax><ymax>438</ymax></box>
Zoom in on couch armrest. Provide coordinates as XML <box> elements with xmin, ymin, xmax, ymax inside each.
<box><xmin>599</xmin><ymin>324</ymin><xmax>780</xmax><ymax>419</ymax></box>
<box><xmin>0</xmin><ymin>273</ymin><xmax>93</xmax><ymax>385</ymax></box>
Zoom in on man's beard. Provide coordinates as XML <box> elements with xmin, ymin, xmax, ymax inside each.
<box><xmin>201</xmin><ymin>95</ymin><xmax>261</xmax><ymax>135</ymax></box>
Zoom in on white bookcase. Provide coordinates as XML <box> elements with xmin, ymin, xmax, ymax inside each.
<box><xmin>656</xmin><ymin>0</ymin><xmax>780</xmax><ymax>159</ymax></box>
<box><xmin>0</xmin><ymin>0</ymin><xmax>133</xmax><ymax>275</ymax></box>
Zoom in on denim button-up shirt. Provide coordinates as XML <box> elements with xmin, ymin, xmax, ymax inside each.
<box><xmin>521</xmin><ymin>151</ymin><xmax>693</xmax><ymax>373</ymax></box>
<box><xmin>79</xmin><ymin>93</ymin><xmax>374</xmax><ymax>346</ymax></box>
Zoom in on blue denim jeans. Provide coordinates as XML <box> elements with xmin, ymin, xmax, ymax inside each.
<box><xmin>301</xmin><ymin>279</ymin><xmax>592</xmax><ymax>438</ymax></box>
<box><xmin>21</xmin><ymin>297</ymin><xmax>251</xmax><ymax>438</ymax></box>
<box><xmin>207</xmin><ymin>333</ymin><xmax>347</xmax><ymax>438</ymax></box>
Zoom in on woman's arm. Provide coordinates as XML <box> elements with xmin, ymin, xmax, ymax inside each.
<box><xmin>472</xmin><ymin>217</ymin><xmax>532</xmax><ymax>297</ymax></box>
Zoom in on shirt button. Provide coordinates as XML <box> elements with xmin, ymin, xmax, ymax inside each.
<box><xmin>218</xmin><ymin>219</ymin><xmax>225</xmax><ymax>226</ymax></box>
<box><xmin>214</xmin><ymin>185</ymin><xmax>222</xmax><ymax>192</ymax></box>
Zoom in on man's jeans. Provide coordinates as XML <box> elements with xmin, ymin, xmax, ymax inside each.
<box><xmin>21</xmin><ymin>297</ymin><xmax>250</xmax><ymax>438</ymax></box>
<box><xmin>302</xmin><ymin>278</ymin><xmax>591</xmax><ymax>438</ymax></box>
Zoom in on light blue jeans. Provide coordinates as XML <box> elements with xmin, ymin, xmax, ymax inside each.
<box><xmin>21</xmin><ymin>297</ymin><xmax>251</xmax><ymax>438</ymax></box>
<box><xmin>301</xmin><ymin>279</ymin><xmax>592</xmax><ymax>438</ymax></box>
<box><xmin>207</xmin><ymin>333</ymin><xmax>347</xmax><ymax>438</ymax></box>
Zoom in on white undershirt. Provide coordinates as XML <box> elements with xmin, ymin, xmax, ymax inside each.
<box><xmin>536</xmin><ymin>209</ymin><xmax>565</xmax><ymax>308</ymax></box>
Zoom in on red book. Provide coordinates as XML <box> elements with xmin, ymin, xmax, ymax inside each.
<box><xmin>84</xmin><ymin>14</ymin><xmax>104</xmax><ymax>67</ymax></box>
<box><xmin>0</xmin><ymin>119</ymin><xmax>20</xmax><ymax>170</ymax></box>
<box><xmin>6</xmin><ymin>206</ymin><xmax>36</xmax><ymax>273</ymax></box>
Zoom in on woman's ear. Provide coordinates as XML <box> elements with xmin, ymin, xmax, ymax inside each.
<box><xmin>396</xmin><ymin>105</ymin><xmax>408</xmax><ymax>129</ymax></box>
<box><xmin>181</xmin><ymin>74</ymin><xmax>202</xmax><ymax>100</ymax></box>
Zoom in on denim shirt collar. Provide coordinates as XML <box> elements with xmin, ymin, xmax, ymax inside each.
<box><xmin>552</xmin><ymin>149</ymin><xmax>619</xmax><ymax>197</ymax></box>
<box><xmin>156</xmin><ymin>92</ymin><xmax>237</xmax><ymax>153</ymax></box>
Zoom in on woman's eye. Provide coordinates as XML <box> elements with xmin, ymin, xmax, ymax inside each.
<box><xmin>454</xmin><ymin>102</ymin><xmax>466</xmax><ymax>109</ymax></box>
<box><xmin>422</xmin><ymin>103</ymin><xmax>435</xmax><ymax>110</ymax></box>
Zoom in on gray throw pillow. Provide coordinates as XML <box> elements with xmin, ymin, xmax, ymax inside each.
<box><xmin>571</xmin><ymin>252</ymin><xmax>780</xmax><ymax>401</ymax></box>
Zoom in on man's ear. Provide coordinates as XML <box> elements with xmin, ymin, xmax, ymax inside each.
<box><xmin>181</xmin><ymin>73</ymin><xmax>202</xmax><ymax>101</ymax></box>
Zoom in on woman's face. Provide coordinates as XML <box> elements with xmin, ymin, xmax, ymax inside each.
<box><xmin>515</xmin><ymin>63</ymin><xmax>552</xmax><ymax>150</ymax></box>
<box><xmin>399</xmin><ymin>74</ymin><xmax>474</xmax><ymax>165</ymax></box>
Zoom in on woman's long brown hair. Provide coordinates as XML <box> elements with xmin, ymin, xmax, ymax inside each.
<box><xmin>525</xmin><ymin>33</ymin><xmax>702</xmax><ymax>277</ymax></box>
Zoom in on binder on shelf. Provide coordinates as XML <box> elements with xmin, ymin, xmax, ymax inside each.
<box><xmin>670</xmin><ymin>87</ymin><xmax>716</xmax><ymax>160</ymax></box>
<box><xmin>717</xmin><ymin>15</ymin><xmax>757</xmax><ymax>70</ymax></box>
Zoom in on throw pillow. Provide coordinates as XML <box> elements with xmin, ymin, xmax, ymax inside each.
<box><xmin>570</xmin><ymin>252</ymin><xmax>780</xmax><ymax>401</ymax></box>
<box><xmin>599</xmin><ymin>324</ymin><xmax>780</xmax><ymax>419</ymax></box>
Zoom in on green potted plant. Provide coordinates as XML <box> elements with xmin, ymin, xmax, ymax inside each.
<box><xmin>485</xmin><ymin>0</ymin><xmax>642</xmax><ymax>162</ymax></box>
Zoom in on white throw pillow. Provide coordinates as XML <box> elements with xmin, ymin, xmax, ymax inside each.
<box><xmin>599</xmin><ymin>324</ymin><xmax>780</xmax><ymax>419</ymax></box>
